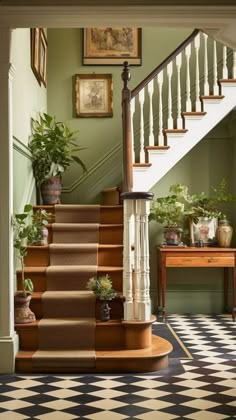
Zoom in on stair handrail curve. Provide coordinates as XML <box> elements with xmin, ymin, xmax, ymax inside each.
<box><xmin>131</xmin><ymin>29</ymin><xmax>200</xmax><ymax>99</ymax></box>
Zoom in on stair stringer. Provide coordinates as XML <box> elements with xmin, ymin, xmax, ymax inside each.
<box><xmin>133</xmin><ymin>83</ymin><xmax>236</xmax><ymax>192</ymax></box>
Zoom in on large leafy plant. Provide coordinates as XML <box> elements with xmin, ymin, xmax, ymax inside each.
<box><xmin>28</xmin><ymin>113</ymin><xmax>87</xmax><ymax>185</ymax></box>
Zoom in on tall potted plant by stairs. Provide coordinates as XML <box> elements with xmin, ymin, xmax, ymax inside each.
<box><xmin>13</xmin><ymin>204</ymin><xmax>52</xmax><ymax>323</ymax></box>
<box><xmin>28</xmin><ymin>113</ymin><xmax>87</xmax><ymax>204</ymax></box>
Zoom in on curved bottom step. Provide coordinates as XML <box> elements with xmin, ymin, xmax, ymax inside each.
<box><xmin>15</xmin><ymin>335</ymin><xmax>172</xmax><ymax>373</ymax></box>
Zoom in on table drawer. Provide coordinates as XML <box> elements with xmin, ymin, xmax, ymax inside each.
<box><xmin>166</xmin><ymin>255</ymin><xmax>235</xmax><ymax>267</ymax></box>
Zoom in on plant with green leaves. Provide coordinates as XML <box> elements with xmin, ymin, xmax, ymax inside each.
<box><xmin>13</xmin><ymin>204</ymin><xmax>52</xmax><ymax>296</ymax></box>
<box><xmin>87</xmin><ymin>274</ymin><xmax>116</xmax><ymax>300</ymax></box>
<box><xmin>28</xmin><ymin>113</ymin><xmax>87</xmax><ymax>185</ymax></box>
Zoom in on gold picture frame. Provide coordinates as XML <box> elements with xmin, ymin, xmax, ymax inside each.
<box><xmin>39</xmin><ymin>29</ymin><xmax>47</xmax><ymax>87</ymax></box>
<box><xmin>75</xmin><ymin>74</ymin><xmax>113</xmax><ymax>118</ymax></box>
<box><xmin>83</xmin><ymin>28</ymin><xmax>142</xmax><ymax>65</ymax></box>
<box><xmin>31</xmin><ymin>28</ymin><xmax>41</xmax><ymax>85</ymax></box>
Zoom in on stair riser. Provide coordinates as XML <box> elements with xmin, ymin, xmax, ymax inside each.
<box><xmin>15</xmin><ymin>322</ymin><xmax>152</xmax><ymax>352</ymax></box>
<box><xmin>30</xmin><ymin>298</ymin><xmax>124</xmax><ymax>320</ymax></box>
<box><xmin>50</xmin><ymin>225</ymin><xmax>123</xmax><ymax>245</ymax></box>
<box><xmin>24</xmin><ymin>246</ymin><xmax>123</xmax><ymax>267</ymax></box>
<box><xmin>17</xmin><ymin>269</ymin><xmax>123</xmax><ymax>292</ymax></box>
<box><xmin>34</xmin><ymin>205</ymin><xmax>123</xmax><ymax>225</ymax></box>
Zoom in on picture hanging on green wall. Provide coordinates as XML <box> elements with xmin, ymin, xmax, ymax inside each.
<box><xmin>75</xmin><ymin>73</ymin><xmax>113</xmax><ymax>118</ymax></box>
<box><xmin>83</xmin><ymin>28</ymin><xmax>142</xmax><ymax>65</ymax></box>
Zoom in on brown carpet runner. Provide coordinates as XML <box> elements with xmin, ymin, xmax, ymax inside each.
<box><xmin>46</xmin><ymin>266</ymin><xmax>97</xmax><ymax>290</ymax></box>
<box><xmin>55</xmin><ymin>204</ymin><xmax>100</xmax><ymax>223</ymax></box>
<box><xmin>49</xmin><ymin>243</ymin><xmax>98</xmax><ymax>266</ymax></box>
<box><xmin>52</xmin><ymin>223</ymin><xmax>99</xmax><ymax>244</ymax></box>
<box><xmin>32</xmin><ymin>205</ymin><xmax>101</xmax><ymax>370</ymax></box>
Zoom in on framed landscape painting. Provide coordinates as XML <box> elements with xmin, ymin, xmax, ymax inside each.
<box><xmin>75</xmin><ymin>73</ymin><xmax>113</xmax><ymax>117</ymax></box>
<box><xmin>83</xmin><ymin>28</ymin><xmax>142</xmax><ymax>65</ymax></box>
<box><xmin>31</xmin><ymin>28</ymin><xmax>41</xmax><ymax>85</ymax></box>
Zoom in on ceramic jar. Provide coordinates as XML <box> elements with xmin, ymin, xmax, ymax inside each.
<box><xmin>216</xmin><ymin>219</ymin><xmax>233</xmax><ymax>248</ymax></box>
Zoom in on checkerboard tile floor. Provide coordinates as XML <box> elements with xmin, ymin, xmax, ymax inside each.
<box><xmin>0</xmin><ymin>314</ymin><xmax>235</xmax><ymax>419</ymax></box>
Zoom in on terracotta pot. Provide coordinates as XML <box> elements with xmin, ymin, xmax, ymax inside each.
<box><xmin>40</xmin><ymin>176</ymin><xmax>62</xmax><ymax>205</ymax></box>
<box><xmin>14</xmin><ymin>292</ymin><xmax>36</xmax><ymax>324</ymax></box>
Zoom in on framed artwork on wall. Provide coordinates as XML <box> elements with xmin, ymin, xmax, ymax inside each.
<box><xmin>39</xmin><ymin>29</ymin><xmax>47</xmax><ymax>87</ymax></box>
<box><xmin>30</xmin><ymin>28</ymin><xmax>41</xmax><ymax>85</ymax></box>
<box><xmin>83</xmin><ymin>28</ymin><xmax>142</xmax><ymax>65</ymax></box>
<box><xmin>75</xmin><ymin>73</ymin><xmax>113</xmax><ymax>117</ymax></box>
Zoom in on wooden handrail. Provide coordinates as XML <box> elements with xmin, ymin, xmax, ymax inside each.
<box><xmin>131</xmin><ymin>29</ymin><xmax>199</xmax><ymax>98</ymax></box>
<box><xmin>121</xmin><ymin>61</ymin><xmax>133</xmax><ymax>193</ymax></box>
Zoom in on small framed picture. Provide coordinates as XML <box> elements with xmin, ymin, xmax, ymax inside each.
<box><xmin>190</xmin><ymin>217</ymin><xmax>218</xmax><ymax>246</ymax></box>
<box><xmin>31</xmin><ymin>28</ymin><xmax>41</xmax><ymax>85</ymax></box>
<box><xmin>83</xmin><ymin>28</ymin><xmax>142</xmax><ymax>65</ymax></box>
<box><xmin>75</xmin><ymin>74</ymin><xmax>113</xmax><ymax>117</ymax></box>
<box><xmin>39</xmin><ymin>29</ymin><xmax>47</xmax><ymax>87</ymax></box>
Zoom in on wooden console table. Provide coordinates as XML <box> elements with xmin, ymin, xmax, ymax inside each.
<box><xmin>157</xmin><ymin>246</ymin><xmax>236</xmax><ymax>322</ymax></box>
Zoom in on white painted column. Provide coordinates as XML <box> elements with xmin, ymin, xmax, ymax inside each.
<box><xmin>0</xmin><ymin>28</ymin><xmax>19</xmax><ymax>373</ymax></box>
<box><xmin>137</xmin><ymin>198</ymin><xmax>151</xmax><ymax>321</ymax></box>
<box><xmin>133</xmin><ymin>199</ymin><xmax>140</xmax><ymax>319</ymax></box>
<box><xmin>123</xmin><ymin>198</ymin><xmax>135</xmax><ymax>320</ymax></box>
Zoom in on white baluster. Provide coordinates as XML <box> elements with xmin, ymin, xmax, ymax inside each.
<box><xmin>134</xmin><ymin>200</ymin><xmax>140</xmax><ymax>319</ymax></box>
<box><xmin>148</xmin><ymin>79</ymin><xmax>154</xmax><ymax>146</ymax></box>
<box><xmin>203</xmin><ymin>33</ymin><xmax>209</xmax><ymax>95</ymax></box>
<box><xmin>167</xmin><ymin>62</ymin><xmax>173</xmax><ymax>128</ymax></box>
<box><xmin>194</xmin><ymin>33</ymin><xmax>201</xmax><ymax>112</ymax></box>
<box><xmin>123</xmin><ymin>199</ymin><xmax>134</xmax><ymax>320</ymax></box>
<box><xmin>233</xmin><ymin>51</ymin><xmax>236</xmax><ymax>79</ymax></box>
<box><xmin>130</xmin><ymin>97</ymin><xmax>135</xmax><ymax>163</ymax></box>
<box><xmin>139</xmin><ymin>89</ymin><xmax>145</xmax><ymax>163</ymax></box>
<box><xmin>157</xmin><ymin>71</ymin><xmax>164</xmax><ymax>146</ymax></box>
<box><xmin>176</xmin><ymin>53</ymin><xmax>182</xmax><ymax>129</ymax></box>
<box><xmin>222</xmin><ymin>45</ymin><xmax>228</xmax><ymax>79</ymax></box>
<box><xmin>185</xmin><ymin>43</ymin><xmax>192</xmax><ymax>112</ymax></box>
<box><xmin>137</xmin><ymin>199</ymin><xmax>151</xmax><ymax>321</ymax></box>
<box><xmin>213</xmin><ymin>40</ymin><xmax>218</xmax><ymax>95</ymax></box>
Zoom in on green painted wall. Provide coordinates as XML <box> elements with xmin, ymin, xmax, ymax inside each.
<box><xmin>12</xmin><ymin>28</ymin><xmax>47</xmax><ymax>211</ymax></box>
<box><xmin>47</xmin><ymin>27</ymin><xmax>192</xmax><ymax>203</ymax></box>
<box><xmin>149</xmin><ymin>117</ymin><xmax>236</xmax><ymax>313</ymax></box>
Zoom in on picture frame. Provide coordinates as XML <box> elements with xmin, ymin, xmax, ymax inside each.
<box><xmin>83</xmin><ymin>28</ymin><xmax>142</xmax><ymax>65</ymax></box>
<box><xmin>30</xmin><ymin>28</ymin><xmax>41</xmax><ymax>85</ymax></box>
<box><xmin>189</xmin><ymin>217</ymin><xmax>218</xmax><ymax>246</ymax></box>
<box><xmin>75</xmin><ymin>74</ymin><xmax>113</xmax><ymax>117</ymax></box>
<box><xmin>39</xmin><ymin>28</ymin><xmax>47</xmax><ymax>87</ymax></box>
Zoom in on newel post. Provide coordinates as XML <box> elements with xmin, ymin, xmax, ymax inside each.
<box><xmin>121</xmin><ymin>61</ymin><xmax>133</xmax><ymax>193</ymax></box>
<box><xmin>121</xmin><ymin>192</ymin><xmax>153</xmax><ymax>321</ymax></box>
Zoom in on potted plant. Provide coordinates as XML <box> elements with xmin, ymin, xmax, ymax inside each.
<box><xmin>149</xmin><ymin>179</ymin><xmax>236</xmax><ymax>246</ymax></box>
<box><xmin>87</xmin><ymin>274</ymin><xmax>116</xmax><ymax>321</ymax></box>
<box><xmin>13</xmin><ymin>204</ymin><xmax>52</xmax><ymax>323</ymax></box>
<box><xmin>28</xmin><ymin>113</ymin><xmax>87</xmax><ymax>204</ymax></box>
<box><xmin>149</xmin><ymin>183</ymin><xmax>189</xmax><ymax>245</ymax></box>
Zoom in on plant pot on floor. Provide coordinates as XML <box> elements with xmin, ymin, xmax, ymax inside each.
<box><xmin>40</xmin><ymin>177</ymin><xmax>62</xmax><ymax>205</ymax></box>
<box><xmin>14</xmin><ymin>292</ymin><xmax>36</xmax><ymax>324</ymax></box>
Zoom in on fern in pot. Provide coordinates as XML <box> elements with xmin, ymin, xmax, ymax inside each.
<box><xmin>28</xmin><ymin>113</ymin><xmax>87</xmax><ymax>204</ymax></box>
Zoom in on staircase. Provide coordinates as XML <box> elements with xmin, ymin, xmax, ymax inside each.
<box><xmin>121</xmin><ymin>30</ymin><xmax>236</xmax><ymax>192</ymax></box>
<box><xmin>15</xmin><ymin>203</ymin><xmax>172</xmax><ymax>373</ymax></box>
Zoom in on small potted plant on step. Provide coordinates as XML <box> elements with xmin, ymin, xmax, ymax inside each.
<box><xmin>13</xmin><ymin>204</ymin><xmax>52</xmax><ymax>323</ymax></box>
<box><xmin>87</xmin><ymin>274</ymin><xmax>116</xmax><ymax>321</ymax></box>
<box><xmin>28</xmin><ymin>113</ymin><xmax>87</xmax><ymax>204</ymax></box>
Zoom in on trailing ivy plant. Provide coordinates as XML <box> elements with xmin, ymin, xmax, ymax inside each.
<box><xmin>28</xmin><ymin>113</ymin><xmax>87</xmax><ymax>185</ymax></box>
